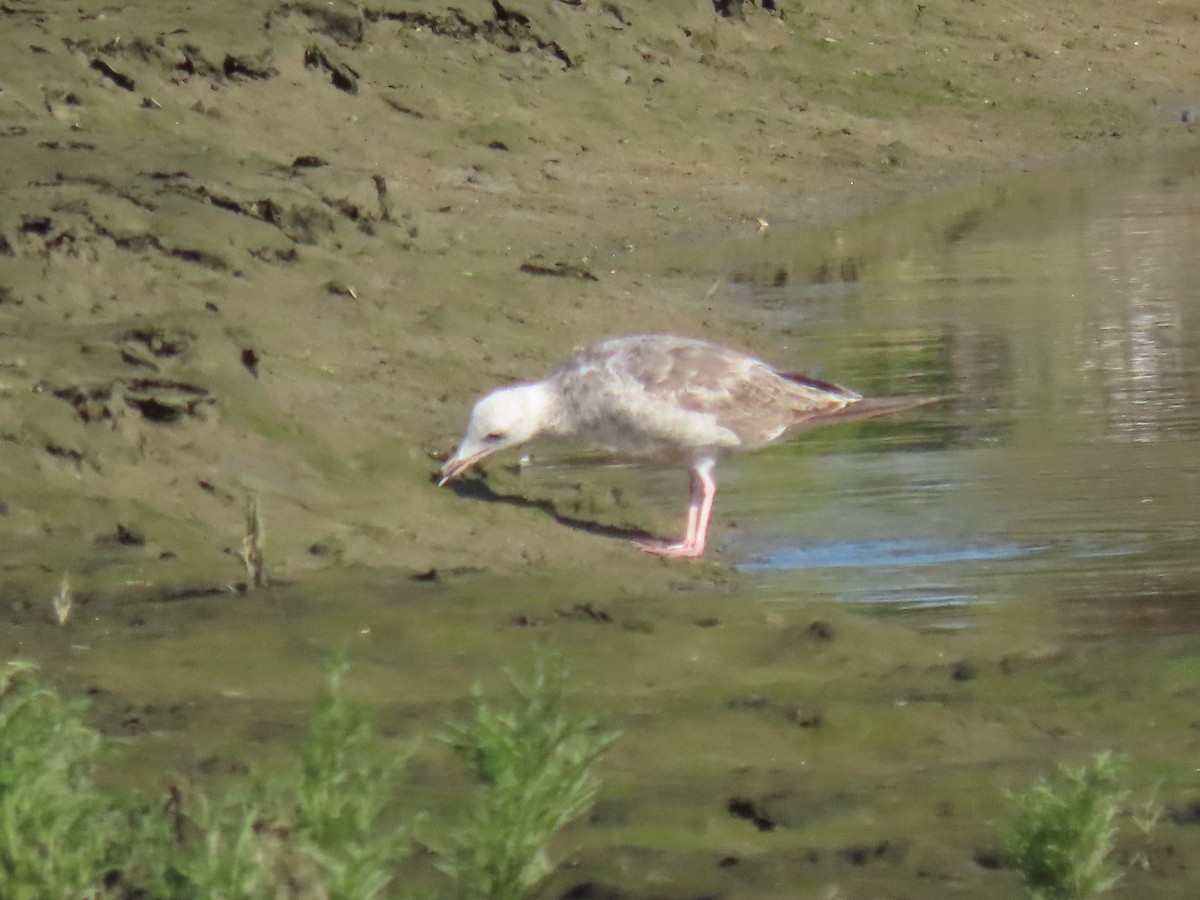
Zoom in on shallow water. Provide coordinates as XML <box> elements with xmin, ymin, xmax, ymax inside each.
<box><xmin>708</xmin><ymin>151</ymin><xmax>1200</xmax><ymax>634</ymax></box>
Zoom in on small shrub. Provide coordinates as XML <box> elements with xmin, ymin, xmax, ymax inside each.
<box><xmin>290</xmin><ymin>653</ymin><xmax>412</xmax><ymax>899</ymax></box>
<box><xmin>161</xmin><ymin>654</ymin><xmax>411</xmax><ymax>899</ymax></box>
<box><xmin>438</xmin><ymin>661</ymin><xmax>618</xmax><ymax>900</ymax></box>
<box><xmin>166</xmin><ymin>787</ymin><xmax>283</xmax><ymax>899</ymax></box>
<box><xmin>1005</xmin><ymin>752</ymin><xmax>1126</xmax><ymax>899</ymax></box>
<box><xmin>0</xmin><ymin>661</ymin><xmax>124</xmax><ymax>899</ymax></box>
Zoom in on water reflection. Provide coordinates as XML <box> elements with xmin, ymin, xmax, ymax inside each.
<box><xmin>742</xmin><ymin>537</ymin><xmax>1043</xmax><ymax>570</ymax></box>
<box><xmin>1088</xmin><ymin>184</ymin><xmax>1200</xmax><ymax>441</ymax></box>
<box><xmin>707</xmin><ymin>152</ymin><xmax>1200</xmax><ymax>632</ymax></box>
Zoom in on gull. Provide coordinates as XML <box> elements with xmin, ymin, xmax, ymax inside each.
<box><xmin>439</xmin><ymin>335</ymin><xmax>930</xmax><ymax>558</ymax></box>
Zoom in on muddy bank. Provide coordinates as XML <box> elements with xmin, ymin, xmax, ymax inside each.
<box><xmin>3</xmin><ymin>4</ymin><xmax>1200</xmax><ymax>896</ymax></box>
<box><xmin>1</xmin><ymin>0</ymin><xmax>1197</xmax><ymax>591</ymax></box>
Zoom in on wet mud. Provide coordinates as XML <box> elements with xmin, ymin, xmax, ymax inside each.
<box><xmin>3</xmin><ymin>0</ymin><xmax>1200</xmax><ymax>896</ymax></box>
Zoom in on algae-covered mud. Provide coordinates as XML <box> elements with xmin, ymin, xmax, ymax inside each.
<box><xmin>3</xmin><ymin>0</ymin><xmax>1200</xmax><ymax>896</ymax></box>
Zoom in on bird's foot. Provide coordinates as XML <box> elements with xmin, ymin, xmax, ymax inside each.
<box><xmin>633</xmin><ymin>538</ymin><xmax>705</xmax><ymax>558</ymax></box>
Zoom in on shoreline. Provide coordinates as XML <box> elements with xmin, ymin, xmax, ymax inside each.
<box><xmin>0</xmin><ymin>0</ymin><xmax>1196</xmax><ymax>588</ymax></box>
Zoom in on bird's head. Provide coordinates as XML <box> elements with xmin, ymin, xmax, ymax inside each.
<box><xmin>438</xmin><ymin>383</ymin><xmax>552</xmax><ymax>485</ymax></box>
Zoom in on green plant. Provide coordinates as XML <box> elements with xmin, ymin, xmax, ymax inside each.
<box><xmin>1005</xmin><ymin>752</ymin><xmax>1126</xmax><ymax>899</ymax></box>
<box><xmin>0</xmin><ymin>656</ymin><xmax>614</xmax><ymax>899</ymax></box>
<box><xmin>160</xmin><ymin>654</ymin><xmax>411</xmax><ymax>899</ymax></box>
<box><xmin>1127</xmin><ymin>783</ymin><xmax>1163</xmax><ymax>872</ymax></box>
<box><xmin>291</xmin><ymin>653</ymin><xmax>412</xmax><ymax>899</ymax></box>
<box><xmin>166</xmin><ymin>786</ymin><xmax>283</xmax><ymax>899</ymax></box>
<box><xmin>438</xmin><ymin>661</ymin><xmax>618</xmax><ymax>900</ymax></box>
<box><xmin>0</xmin><ymin>661</ymin><xmax>124</xmax><ymax>899</ymax></box>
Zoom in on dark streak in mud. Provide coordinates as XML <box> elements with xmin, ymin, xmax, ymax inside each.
<box><xmin>90</xmin><ymin>57</ymin><xmax>136</xmax><ymax>90</ymax></box>
<box><xmin>168</xmin><ymin>246</ymin><xmax>227</xmax><ymax>269</ymax></box>
<box><xmin>45</xmin><ymin>443</ymin><xmax>89</xmax><ymax>470</ymax></box>
<box><xmin>519</xmin><ymin>259</ymin><xmax>599</xmax><ymax>281</ymax></box>
<box><xmin>222</xmin><ymin>52</ymin><xmax>276</xmax><ymax>80</ymax></box>
<box><xmin>838</xmin><ymin>840</ymin><xmax>906</xmax><ymax>866</ymax></box>
<box><xmin>303</xmin><ymin>46</ymin><xmax>358</xmax><ymax>93</ymax></box>
<box><xmin>555</xmin><ymin>602</ymin><xmax>613</xmax><ymax>623</ymax></box>
<box><xmin>161</xmin><ymin>181</ymin><xmax>338</xmax><ymax>245</ymax></box>
<box><xmin>19</xmin><ymin>214</ymin><xmax>53</xmax><ymax>235</ymax></box>
<box><xmin>727</xmin><ymin>796</ymin><xmax>777</xmax><ymax>832</ymax></box>
<box><xmin>155</xmin><ymin>585</ymin><xmax>228</xmax><ymax>603</ymax></box>
<box><xmin>123</xmin><ymin>327</ymin><xmax>189</xmax><ymax>358</ymax></box>
<box><xmin>95</xmin><ymin>523</ymin><xmax>146</xmax><ymax>547</ymax></box>
<box><xmin>381</xmin><ymin>95</ymin><xmax>424</xmax><ymax>118</ymax></box>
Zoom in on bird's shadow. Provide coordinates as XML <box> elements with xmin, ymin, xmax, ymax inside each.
<box><xmin>437</xmin><ymin>472</ymin><xmax>656</xmax><ymax>543</ymax></box>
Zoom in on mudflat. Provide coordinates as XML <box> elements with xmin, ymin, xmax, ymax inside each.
<box><xmin>5</xmin><ymin>5</ymin><xmax>1200</xmax><ymax>896</ymax></box>
<box><xmin>1</xmin><ymin>0</ymin><xmax>1196</xmax><ymax>585</ymax></box>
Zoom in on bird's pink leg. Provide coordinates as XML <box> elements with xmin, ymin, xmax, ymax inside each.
<box><xmin>635</xmin><ymin>458</ymin><xmax>717</xmax><ymax>558</ymax></box>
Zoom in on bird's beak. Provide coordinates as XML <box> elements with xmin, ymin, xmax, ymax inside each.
<box><xmin>438</xmin><ymin>446</ymin><xmax>492</xmax><ymax>486</ymax></box>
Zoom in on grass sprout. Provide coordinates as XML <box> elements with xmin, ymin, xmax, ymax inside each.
<box><xmin>237</xmin><ymin>494</ymin><xmax>268</xmax><ymax>589</ymax></box>
<box><xmin>1127</xmin><ymin>782</ymin><xmax>1163</xmax><ymax>872</ymax></box>
<box><xmin>1130</xmin><ymin>783</ymin><xmax>1163</xmax><ymax>838</ymax></box>
<box><xmin>51</xmin><ymin>573</ymin><xmax>73</xmax><ymax>625</ymax></box>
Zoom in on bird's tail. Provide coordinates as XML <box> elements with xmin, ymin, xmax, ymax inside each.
<box><xmin>793</xmin><ymin>394</ymin><xmax>940</xmax><ymax>431</ymax></box>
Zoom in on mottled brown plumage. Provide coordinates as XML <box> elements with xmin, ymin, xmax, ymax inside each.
<box><xmin>553</xmin><ymin>337</ymin><xmax>862</xmax><ymax>457</ymax></box>
<box><xmin>440</xmin><ymin>335</ymin><xmax>929</xmax><ymax>557</ymax></box>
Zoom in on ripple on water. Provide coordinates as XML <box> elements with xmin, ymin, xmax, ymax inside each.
<box><xmin>741</xmin><ymin>537</ymin><xmax>1045</xmax><ymax>571</ymax></box>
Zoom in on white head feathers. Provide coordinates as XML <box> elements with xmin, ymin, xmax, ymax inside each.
<box><xmin>438</xmin><ymin>382</ymin><xmax>556</xmax><ymax>484</ymax></box>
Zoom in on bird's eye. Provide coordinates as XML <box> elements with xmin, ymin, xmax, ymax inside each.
<box><xmin>483</xmin><ymin>432</ymin><xmax>506</xmax><ymax>444</ymax></box>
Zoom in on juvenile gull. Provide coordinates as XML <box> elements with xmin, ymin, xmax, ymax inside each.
<box><xmin>439</xmin><ymin>335</ymin><xmax>930</xmax><ymax>558</ymax></box>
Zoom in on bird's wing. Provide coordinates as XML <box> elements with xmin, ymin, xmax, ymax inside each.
<box><xmin>572</xmin><ymin>337</ymin><xmax>858</xmax><ymax>448</ymax></box>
